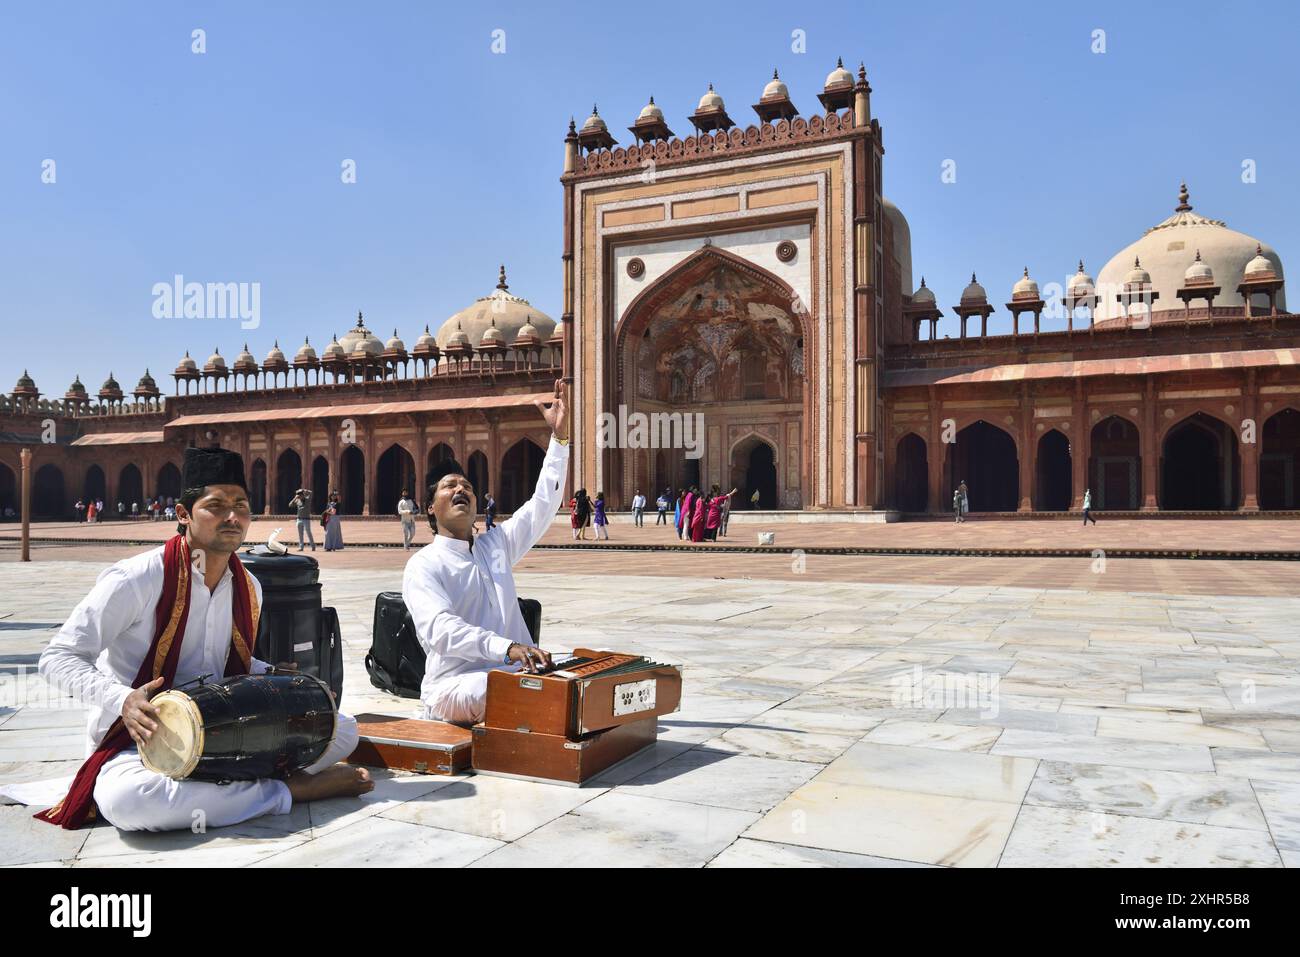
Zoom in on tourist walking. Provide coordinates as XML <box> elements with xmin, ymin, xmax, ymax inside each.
<box><xmin>953</xmin><ymin>488</ymin><xmax>964</xmax><ymax>523</ymax></box>
<box><xmin>1082</xmin><ymin>488</ymin><xmax>1098</xmax><ymax>526</ymax></box>
<box><xmin>749</xmin><ymin>488</ymin><xmax>760</xmax><ymax>509</ymax></box>
<box><xmin>86</xmin><ymin>500</ymin><xmax>97</xmax><ymax>524</ymax></box>
<box><xmin>655</xmin><ymin>490</ymin><xmax>670</xmax><ymax>525</ymax></box>
<box><xmin>574</xmin><ymin>488</ymin><xmax>591</xmax><ymax>540</ymax></box>
<box><xmin>397</xmin><ymin>488</ymin><xmax>418</xmax><ymax>549</ymax></box>
<box><xmin>719</xmin><ymin>490</ymin><xmax>733</xmax><ymax>537</ymax></box>
<box><xmin>290</xmin><ymin>488</ymin><xmax>316</xmax><ymax>551</ymax></box>
<box><xmin>483</xmin><ymin>493</ymin><xmax>496</xmax><ymax>531</ymax></box>
<box><xmin>593</xmin><ymin>491</ymin><xmax>609</xmax><ymax>540</ymax></box>
<box><xmin>958</xmin><ymin>480</ymin><xmax>970</xmax><ymax>520</ymax></box>
<box><xmin>323</xmin><ymin>493</ymin><xmax>344</xmax><ymax>551</ymax></box>
<box><xmin>631</xmin><ymin>489</ymin><xmax>646</xmax><ymax>527</ymax></box>
<box><xmin>74</xmin><ymin>499</ymin><xmax>84</xmax><ymax>522</ymax></box>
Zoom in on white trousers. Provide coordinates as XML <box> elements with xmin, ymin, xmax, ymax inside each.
<box><xmin>422</xmin><ymin>672</ymin><xmax>489</xmax><ymax>725</ymax></box>
<box><xmin>92</xmin><ymin>712</ymin><xmax>358</xmax><ymax>832</ymax></box>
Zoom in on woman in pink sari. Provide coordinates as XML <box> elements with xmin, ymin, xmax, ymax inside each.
<box><xmin>705</xmin><ymin>485</ymin><xmax>737</xmax><ymax>541</ymax></box>
<box><xmin>690</xmin><ymin>490</ymin><xmax>708</xmax><ymax>542</ymax></box>
<box><xmin>678</xmin><ymin>487</ymin><xmax>695</xmax><ymax>541</ymax></box>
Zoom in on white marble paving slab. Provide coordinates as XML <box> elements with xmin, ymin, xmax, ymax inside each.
<box><xmin>254</xmin><ymin>815</ymin><xmax>501</xmax><ymax>867</ymax></box>
<box><xmin>618</xmin><ymin>748</ymin><xmax>819</xmax><ymax>811</ymax></box>
<box><xmin>992</xmin><ymin>730</ymin><xmax>1214</xmax><ymax>774</ymax></box>
<box><xmin>706</xmin><ymin>837</ymin><xmax>936</xmax><ymax>868</ymax></box>
<box><xmin>378</xmin><ymin>773</ymin><xmax>603</xmax><ymax>841</ymax></box>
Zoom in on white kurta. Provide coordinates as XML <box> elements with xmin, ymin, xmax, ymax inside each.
<box><xmin>37</xmin><ymin>545</ymin><xmax>357</xmax><ymax>832</ymax></box>
<box><xmin>402</xmin><ymin>435</ymin><xmax>568</xmax><ymax>723</ymax></box>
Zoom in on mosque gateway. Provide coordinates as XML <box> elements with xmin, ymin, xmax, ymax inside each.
<box><xmin>2</xmin><ymin>59</ymin><xmax>1296</xmax><ymax>518</ymax></box>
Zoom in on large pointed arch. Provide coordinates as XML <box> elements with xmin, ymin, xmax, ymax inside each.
<box><xmin>613</xmin><ymin>244</ymin><xmax>814</xmax><ymax>511</ymax></box>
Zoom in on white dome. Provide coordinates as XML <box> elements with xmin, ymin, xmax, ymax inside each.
<box><xmin>435</xmin><ymin>266</ymin><xmax>557</xmax><ymax>354</ymax></box>
<box><xmin>205</xmin><ymin>349</ymin><xmax>226</xmax><ymax>369</ymax></box>
<box><xmin>961</xmin><ymin>274</ymin><xmax>988</xmax><ymax>302</ymax></box>
<box><xmin>175</xmin><ymin>352</ymin><xmax>197</xmax><ymax>372</ymax></box>
<box><xmin>1124</xmin><ymin>258</ymin><xmax>1152</xmax><ymax>288</ymax></box>
<box><xmin>385</xmin><ymin>329</ymin><xmax>406</xmax><ymax>352</ymax></box>
<box><xmin>1184</xmin><ymin>250</ymin><xmax>1214</xmax><ymax>284</ymax></box>
<box><xmin>912</xmin><ymin>277</ymin><xmax>935</xmax><ymax>304</ymax></box>
<box><xmin>263</xmin><ymin>342</ymin><xmax>286</xmax><ymax>363</ymax></box>
<box><xmin>1012</xmin><ymin>267</ymin><xmax>1039</xmax><ymax>299</ymax></box>
<box><xmin>1069</xmin><ymin>260</ymin><xmax>1095</xmax><ymax>296</ymax></box>
<box><xmin>882</xmin><ymin>197</ymin><xmax>913</xmax><ymax>297</ymax></box>
<box><xmin>295</xmin><ymin>338</ymin><xmax>317</xmax><ymax>360</ymax></box>
<box><xmin>762</xmin><ymin>70</ymin><xmax>788</xmax><ymax>99</ymax></box>
<box><xmin>825</xmin><ymin>57</ymin><xmax>853</xmax><ymax>89</ymax></box>
<box><xmin>479</xmin><ymin>322</ymin><xmax>505</xmax><ymax>347</ymax></box>
<box><xmin>581</xmin><ymin>107</ymin><xmax>606</xmax><ymax>132</ymax></box>
<box><xmin>415</xmin><ymin>325</ymin><xmax>436</xmax><ymax>348</ymax></box>
<box><xmin>322</xmin><ymin>335</ymin><xmax>345</xmax><ymax>359</ymax></box>
<box><xmin>351</xmin><ymin>331</ymin><xmax>382</xmax><ymax>356</ymax></box>
<box><xmin>638</xmin><ymin>97</ymin><xmax>663</xmax><ymax>121</ymax></box>
<box><xmin>1095</xmin><ymin>184</ymin><xmax>1285</xmax><ymax>321</ymax></box>
<box><xmin>1245</xmin><ymin>245</ymin><xmax>1275</xmax><ymax>278</ymax></box>
<box><xmin>697</xmin><ymin>84</ymin><xmax>724</xmax><ymax>111</ymax></box>
<box><xmin>235</xmin><ymin>344</ymin><xmax>255</xmax><ymax>365</ymax></box>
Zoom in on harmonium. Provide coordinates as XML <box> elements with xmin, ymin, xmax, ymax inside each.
<box><xmin>472</xmin><ymin>649</ymin><xmax>682</xmax><ymax>785</ymax></box>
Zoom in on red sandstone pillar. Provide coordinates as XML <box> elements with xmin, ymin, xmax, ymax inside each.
<box><xmin>1070</xmin><ymin>381</ymin><xmax>1087</xmax><ymax>510</ymax></box>
<box><xmin>1241</xmin><ymin>370</ymin><xmax>1259</xmax><ymax>511</ymax></box>
<box><xmin>1141</xmin><ymin>381</ymin><xmax>1159</xmax><ymax>510</ymax></box>
<box><xmin>1017</xmin><ymin>389</ymin><xmax>1033</xmax><ymax>511</ymax></box>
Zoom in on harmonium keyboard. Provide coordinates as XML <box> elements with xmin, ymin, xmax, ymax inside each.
<box><xmin>472</xmin><ymin>648</ymin><xmax>682</xmax><ymax>785</ymax></box>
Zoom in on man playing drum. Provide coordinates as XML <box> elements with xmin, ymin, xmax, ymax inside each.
<box><xmin>402</xmin><ymin>380</ymin><xmax>568</xmax><ymax>724</ymax></box>
<box><xmin>36</xmin><ymin>446</ymin><xmax>373</xmax><ymax>832</ymax></box>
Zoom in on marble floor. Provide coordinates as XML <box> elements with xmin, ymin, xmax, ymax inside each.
<box><xmin>2</xmin><ymin>557</ymin><xmax>1298</xmax><ymax>868</ymax></box>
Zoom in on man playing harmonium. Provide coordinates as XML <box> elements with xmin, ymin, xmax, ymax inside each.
<box><xmin>36</xmin><ymin>446</ymin><xmax>373</xmax><ymax>832</ymax></box>
<box><xmin>402</xmin><ymin>379</ymin><xmax>569</xmax><ymax>724</ymax></box>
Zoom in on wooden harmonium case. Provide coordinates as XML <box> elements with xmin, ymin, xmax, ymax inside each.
<box><xmin>483</xmin><ymin>649</ymin><xmax>682</xmax><ymax>737</ymax></box>
<box><xmin>347</xmin><ymin>713</ymin><xmax>473</xmax><ymax>775</ymax></box>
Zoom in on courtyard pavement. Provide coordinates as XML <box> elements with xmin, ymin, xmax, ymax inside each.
<box><xmin>2</xmin><ymin>551</ymin><xmax>1298</xmax><ymax>867</ymax></box>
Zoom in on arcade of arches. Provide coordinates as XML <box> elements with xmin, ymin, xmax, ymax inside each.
<box><xmin>884</xmin><ymin>403</ymin><xmax>1300</xmax><ymax>514</ymax></box>
<box><xmin>1</xmin><ymin>423</ymin><xmax>553</xmax><ymax>520</ymax></box>
<box><xmin>614</xmin><ymin>253</ymin><xmax>808</xmax><ymax>509</ymax></box>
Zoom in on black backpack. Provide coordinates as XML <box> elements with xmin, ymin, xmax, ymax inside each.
<box><xmin>365</xmin><ymin>593</ymin><xmax>542</xmax><ymax>698</ymax></box>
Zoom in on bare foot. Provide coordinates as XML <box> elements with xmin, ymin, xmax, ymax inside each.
<box><xmin>286</xmin><ymin>764</ymin><xmax>374</xmax><ymax>803</ymax></box>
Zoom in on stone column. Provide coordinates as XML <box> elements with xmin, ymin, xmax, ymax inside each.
<box><xmin>1071</xmin><ymin>380</ymin><xmax>1087</xmax><ymax>510</ymax></box>
<box><xmin>364</xmin><ymin>422</ymin><xmax>377</xmax><ymax>516</ymax></box>
<box><xmin>1241</xmin><ymin>370</ymin><xmax>1259</xmax><ymax>511</ymax></box>
<box><xmin>1141</xmin><ymin>380</ymin><xmax>1159</xmax><ymax>510</ymax></box>
<box><xmin>1018</xmin><ymin>388</ymin><xmax>1033</xmax><ymax>512</ymax></box>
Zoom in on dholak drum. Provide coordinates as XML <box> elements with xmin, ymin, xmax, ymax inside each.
<box><xmin>140</xmin><ymin>673</ymin><xmax>336</xmax><ymax>782</ymax></box>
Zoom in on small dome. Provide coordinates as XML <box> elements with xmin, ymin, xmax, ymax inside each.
<box><xmin>1184</xmin><ymin>250</ymin><xmax>1214</xmax><ymax>284</ymax></box>
<box><xmin>263</xmin><ymin>341</ymin><xmax>287</xmax><ymax>367</ymax></box>
<box><xmin>961</xmin><ymin>273</ymin><xmax>988</xmax><ymax>303</ymax></box>
<box><xmin>235</xmin><ymin>343</ymin><xmax>255</xmax><ymax>364</ymax></box>
<box><xmin>100</xmin><ymin>372</ymin><xmax>121</xmax><ymax>392</ymax></box>
<box><xmin>294</xmin><ymin>337</ymin><xmax>317</xmax><ymax>361</ymax></box>
<box><xmin>415</xmin><ymin>325</ymin><xmax>436</xmax><ymax>348</ymax></box>
<box><xmin>175</xmin><ymin>351</ymin><xmax>197</xmax><ymax>372</ymax></box>
<box><xmin>762</xmin><ymin>69</ymin><xmax>788</xmax><ymax>100</ymax></box>
<box><xmin>1125</xmin><ymin>257</ymin><xmax>1152</xmax><ymax>288</ymax></box>
<box><xmin>233</xmin><ymin>343</ymin><xmax>258</xmax><ymax>374</ymax></box>
<box><xmin>638</xmin><ymin>97</ymin><xmax>663</xmax><ymax>121</ymax></box>
<box><xmin>205</xmin><ymin>348</ymin><xmax>226</xmax><ymax>370</ymax></box>
<box><xmin>581</xmin><ymin>106</ymin><xmax>607</xmax><ymax>132</ymax></box>
<box><xmin>1069</xmin><ymin>260</ymin><xmax>1095</xmax><ymax>296</ymax></box>
<box><xmin>350</xmin><ymin>330</ymin><xmax>382</xmax><ymax>357</ymax></box>
<box><xmin>1012</xmin><ymin>267</ymin><xmax>1039</xmax><ymax>299</ymax></box>
<box><xmin>824</xmin><ymin>57</ymin><xmax>853</xmax><ymax>90</ymax></box>
<box><xmin>385</xmin><ymin>329</ymin><xmax>407</xmax><ymax>352</ymax></box>
<box><xmin>1245</xmin><ymin>244</ymin><xmax>1274</xmax><ymax>278</ymax></box>
<box><xmin>479</xmin><ymin>322</ymin><xmax>506</xmax><ymax>347</ymax></box>
<box><xmin>136</xmin><ymin>369</ymin><xmax>158</xmax><ymax>389</ymax></box>
<box><xmin>13</xmin><ymin>370</ymin><xmax>37</xmax><ymax>395</ymax></box>
<box><xmin>445</xmin><ymin>320</ymin><xmax>471</xmax><ymax>352</ymax></box>
<box><xmin>322</xmin><ymin>334</ymin><xmax>345</xmax><ymax>359</ymax></box>
<box><xmin>912</xmin><ymin>277</ymin><xmax>936</xmax><ymax>304</ymax></box>
<box><xmin>65</xmin><ymin>375</ymin><xmax>88</xmax><ymax>399</ymax></box>
<box><xmin>697</xmin><ymin>83</ymin><xmax>724</xmax><ymax>111</ymax></box>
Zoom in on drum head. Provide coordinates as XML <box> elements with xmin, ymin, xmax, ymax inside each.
<box><xmin>138</xmin><ymin>690</ymin><xmax>205</xmax><ymax>780</ymax></box>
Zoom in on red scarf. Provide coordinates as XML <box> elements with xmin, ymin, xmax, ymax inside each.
<box><xmin>36</xmin><ymin>534</ymin><xmax>260</xmax><ymax>829</ymax></box>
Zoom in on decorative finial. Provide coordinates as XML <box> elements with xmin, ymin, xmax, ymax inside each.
<box><xmin>357</xmin><ymin>310</ymin><xmax>364</xmax><ymax>326</ymax></box>
<box><xmin>568</xmin><ymin>117</ymin><xmax>576</xmax><ymax>134</ymax></box>
<box><xmin>920</xmin><ymin>276</ymin><xmax>927</xmax><ymax>287</ymax></box>
<box><xmin>1256</xmin><ymin>243</ymin><xmax>1264</xmax><ymax>255</ymax></box>
<box><xmin>1023</xmin><ymin>266</ymin><xmax>1029</xmax><ymax>277</ymax></box>
<box><xmin>424</xmin><ymin>323</ymin><xmax>430</xmax><ymax>333</ymax></box>
<box><xmin>772</xmin><ymin>68</ymin><xmax>779</xmax><ymax>79</ymax></box>
<box><xmin>243</xmin><ymin>342</ymin><xmax>249</xmax><ymax>350</ymax></box>
<box><xmin>858</xmin><ymin>62</ymin><xmax>867</xmax><ymax>82</ymax></box>
<box><xmin>497</xmin><ymin>264</ymin><xmax>508</xmax><ymax>290</ymax></box>
<box><xmin>274</xmin><ymin>338</ymin><xmax>279</xmax><ymax>347</ymax></box>
<box><xmin>1078</xmin><ymin>259</ymin><xmax>1085</xmax><ymax>272</ymax></box>
<box><xmin>1176</xmin><ymin>182</ymin><xmax>1191</xmax><ymax>211</ymax></box>
<box><xmin>708</xmin><ymin>83</ymin><xmax>714</xmax><ymax>91</ymax></box>
<box><xmin>592</xmin><ymin>103</ymin><xmax>599</xmax><ymax>116</ymax></box>
<box><xmin>1194</xmin><ymin>249</ymin><xmax>1202</xmax><ymax>262</ymax></box>
<box><xmin>971</xmin><ymin>272</ymin><xmax>977</xmax><ymax>283</ymax></box>
<box><xmin>836</xmin><ymin>56</ymin><xmax>844</xmax><ymax>68</ymax></box>
<box><xmin>1134</xmin><ymin>257</ymin><xmax>1141</xmax><ymax>267</ymax></box>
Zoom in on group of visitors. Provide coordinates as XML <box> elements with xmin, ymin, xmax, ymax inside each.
<box><xmin>568</xmin><ymin>488</ymin><xmax>608</xmax><ymax>540</ymax></box>
<box><xmin>673</xmin><ymin>485</ymin><xmax>738</xmax><ymax>542</ymax></box>
<box><xmin>72</xmin><ymin>498</ymin><xmax>178</xmax><ymax>523</ymax></box>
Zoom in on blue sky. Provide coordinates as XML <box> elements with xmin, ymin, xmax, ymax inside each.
<box><xmin>2</xmin><ymin>0</ymin><xmax>1296</xmax><ymax>396</ymax></box>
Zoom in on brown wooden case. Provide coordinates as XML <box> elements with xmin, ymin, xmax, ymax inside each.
<box><xmin>347</xmin><ymin>713</ymin><xmax>473</xmax><ymax>775</ymax></box>
<box><xmin>483</xmin><ymin>649</ymin><xmax>682</xmax><ymax>737</ymax></box>
<box><xmin>471</xmin><ymin>716</ymin><xmax>657</xmax><ymax>785</ymax></box>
